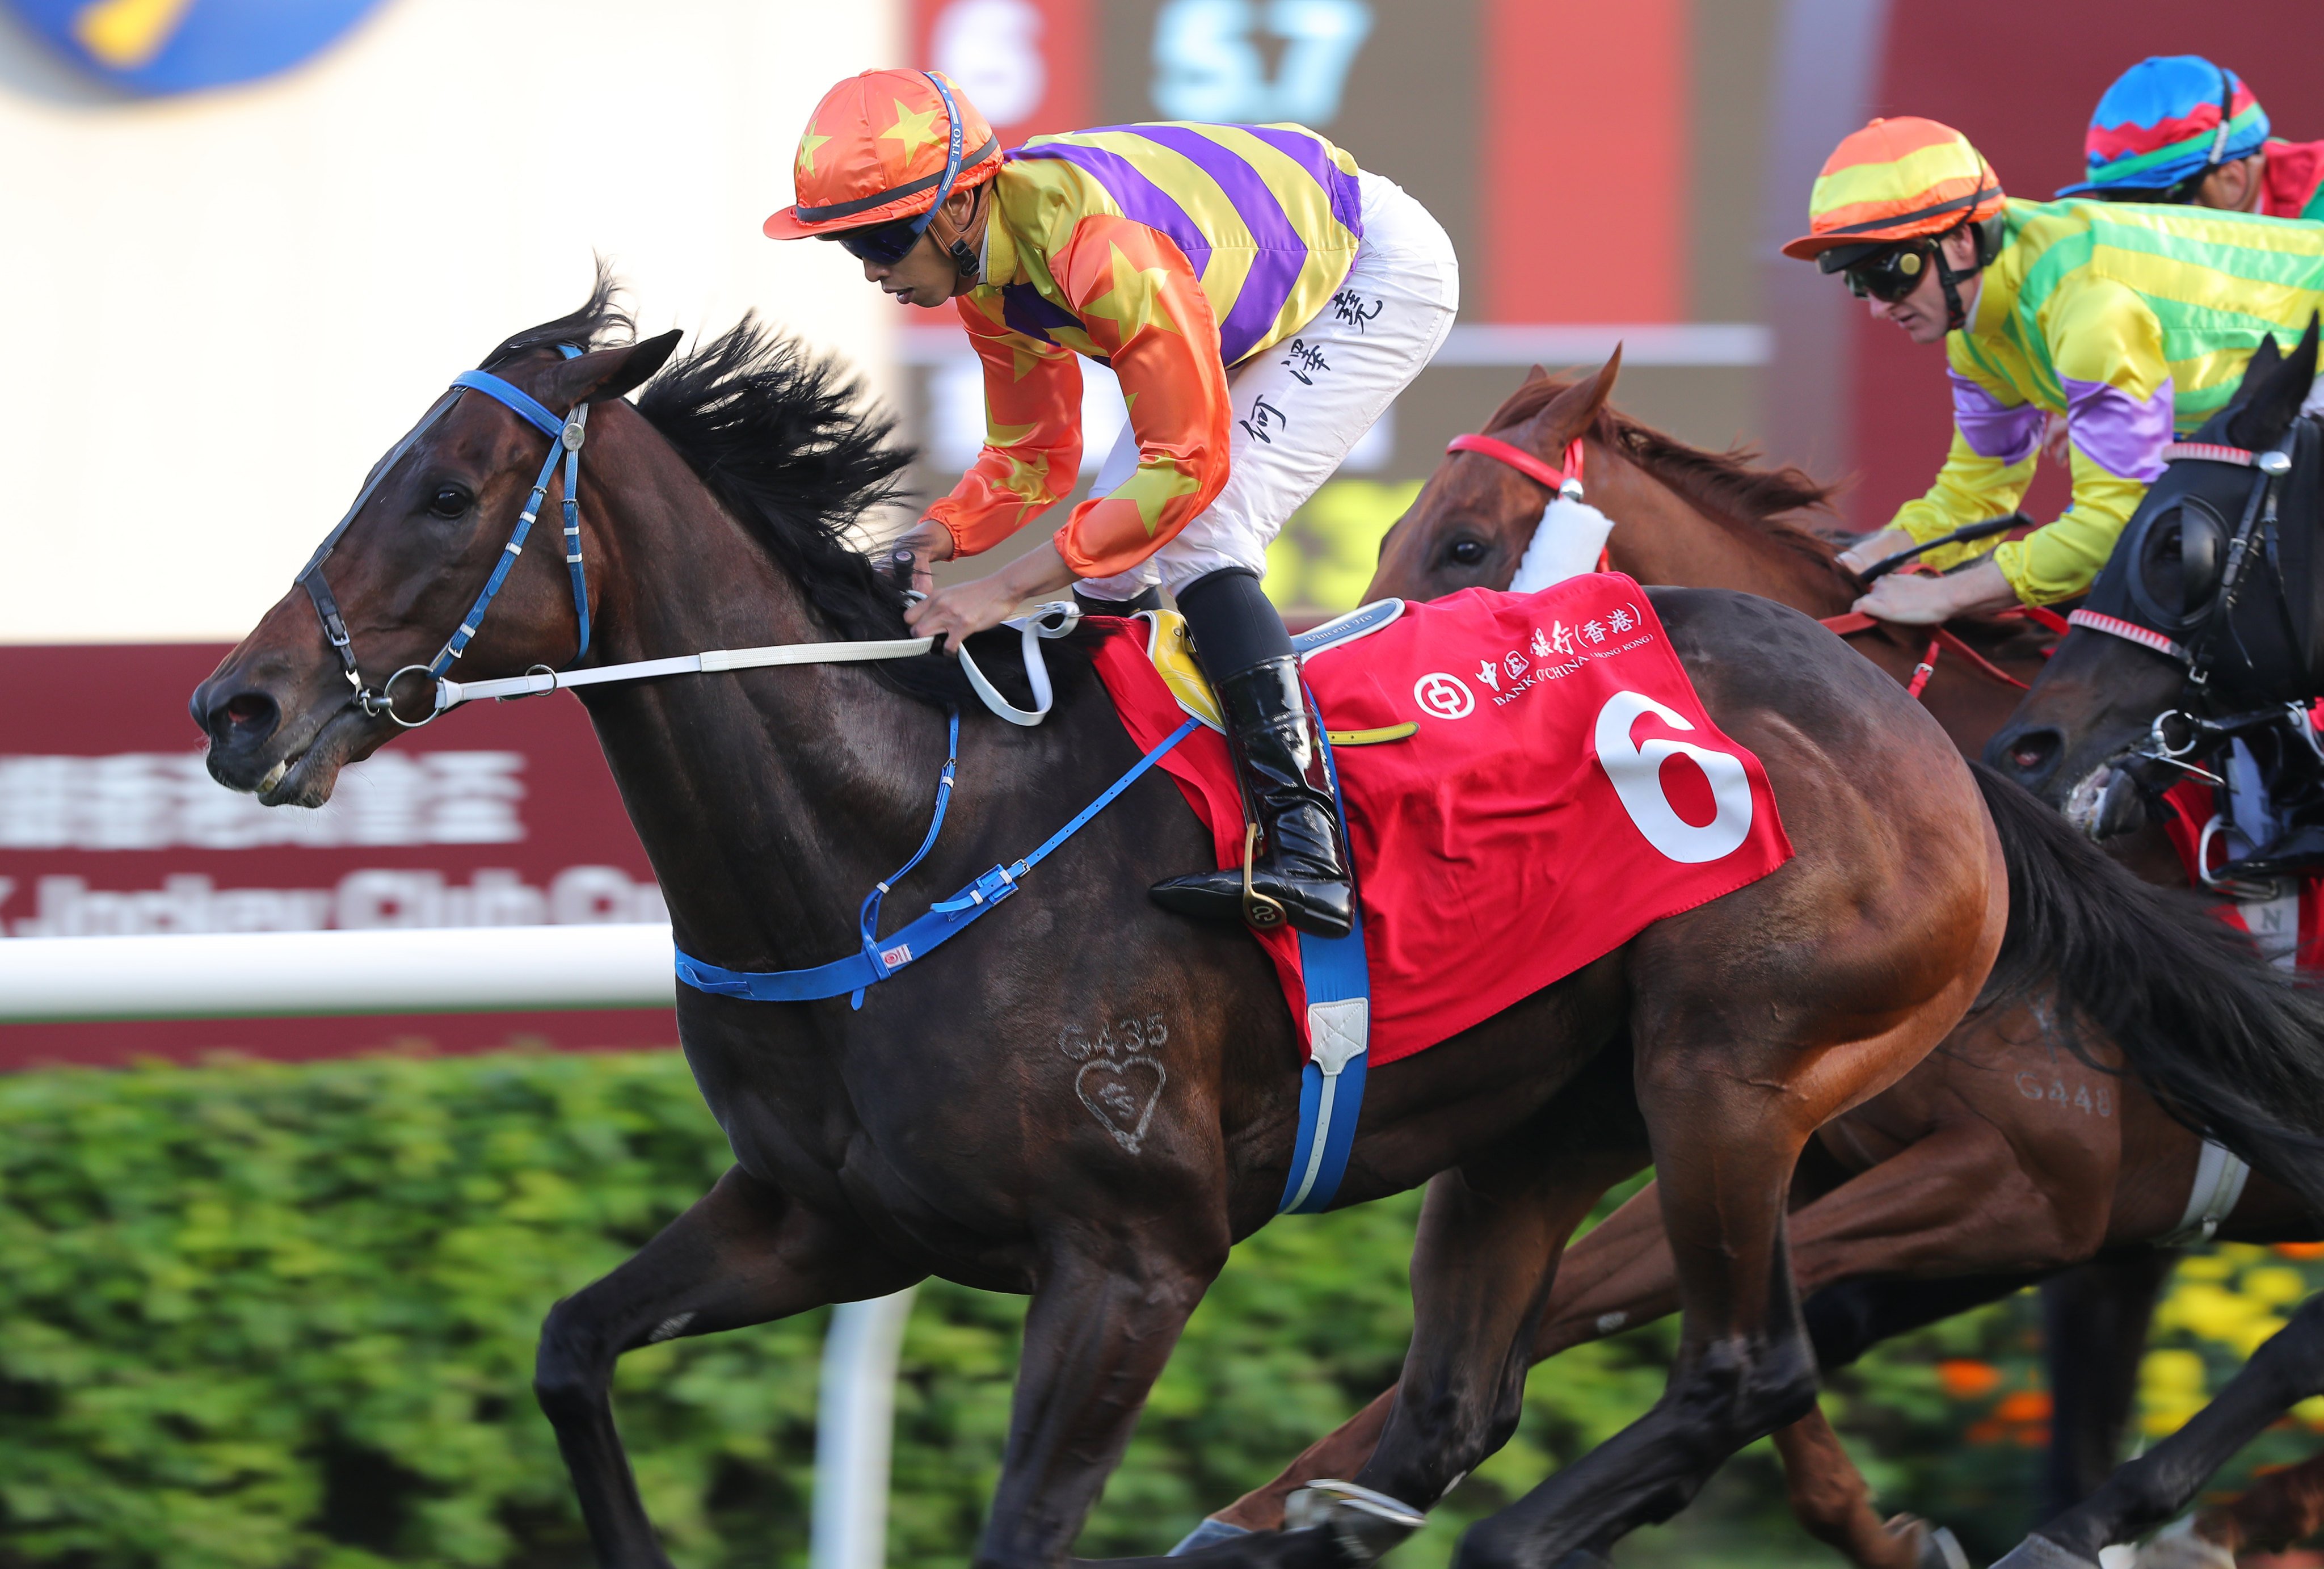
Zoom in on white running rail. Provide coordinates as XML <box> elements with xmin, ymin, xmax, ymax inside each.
<box><xmin>0</xmin><ymin>923</ymin><xmax>675</xmax><ymax>1022</ymax></box>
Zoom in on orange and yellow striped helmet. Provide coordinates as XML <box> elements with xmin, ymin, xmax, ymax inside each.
<box><xmin>764</xmin><ymin>69</ymin><xmax>1000</xmax><ymax>241</ymax></box>
<box><xmin>1782</xmin><ymin>117</ymin><xmax>2005</xmax><ymax>263</ymax></box>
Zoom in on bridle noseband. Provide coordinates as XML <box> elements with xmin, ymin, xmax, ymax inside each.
<box><xmin>297</xmin><ymin>344</ymin><xmax>596</xmax><ymax>727</ymax></box>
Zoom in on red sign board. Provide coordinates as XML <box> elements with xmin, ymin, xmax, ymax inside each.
<box><xmin>0</xmin><ymin>645</ymin><xmax>675</xmax><ymax>1069</ymax></box>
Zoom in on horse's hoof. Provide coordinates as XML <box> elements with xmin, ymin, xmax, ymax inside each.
<box><xmin>1283</xmin><ymin>1480</ymin><xmax>1426</xmax><ymax>1565</ymax></box>
<box><xmin>1989</xmin><ymin>1534</ymin><xmax>2102</xmax><ymax>1569</ymax></box>
<box><xmin>1168</xmin><ymin>1518</ymin><xmax>1254</xmax><ymax>1556</ymax></box>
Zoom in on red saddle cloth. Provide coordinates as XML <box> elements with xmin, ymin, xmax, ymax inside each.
<box><xmin>2158</xmin><ymin>779</ymin><xmax>2324</xmax><ymax>969</ymax></box>
<box><xmin>1090</xmin><ymin>576</ymin><xmax>1794</xmax><ymax>1065</ymax></box>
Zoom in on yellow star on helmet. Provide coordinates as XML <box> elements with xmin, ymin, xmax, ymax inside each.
<box><xmin>797</xmin><ymin>125</ymin><xmax>832</xmax><ymax>174</ymax></box>
<box><xmin>880</xmin><ymin>99</ymin><xmax>944</xmax><ymax>161</ymax></box>
<box><xmin>1081</xmin><ymin>244</ymin><xmax>1182</xmax><ymax>342</ymax></box>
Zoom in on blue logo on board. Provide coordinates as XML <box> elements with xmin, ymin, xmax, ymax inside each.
<box><xmin>6</xmin><ymin>0</ymin><xmax>389</xmax><ymax>96</ymax></box>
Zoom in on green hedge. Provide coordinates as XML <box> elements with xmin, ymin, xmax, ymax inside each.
<box><xmin>2</xmin><ymin>1047</ymin><xmax>2225</xmax><ymax>1568</ymax></box>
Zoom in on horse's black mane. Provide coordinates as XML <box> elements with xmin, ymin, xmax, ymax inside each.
<box><xmin>487</xmin><ymin>272</ymin><xmax>1064</xmax><ymax>711</ymax></box>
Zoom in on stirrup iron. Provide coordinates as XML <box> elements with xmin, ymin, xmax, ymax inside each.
<box><xmin>1241</xmin><ymin>821</ymin><xmax>1287</xmax><ymax>930</ymax></box>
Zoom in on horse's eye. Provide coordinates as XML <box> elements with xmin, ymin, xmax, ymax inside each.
<box><xmin>428</xmin><ymin>485</ymin><xmax>471</xmax><ymax>519</ymax></box>
<box><xmin>1446</xmin><ymin>538</ymin><xmax>1488</xmax><ymax>567</ymax></box>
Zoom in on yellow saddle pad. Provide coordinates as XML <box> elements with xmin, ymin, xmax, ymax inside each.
<box><xmin>1136</xmin><ymin>611</ymin><xmax>1415</xmax><ymax>746</ymax></box>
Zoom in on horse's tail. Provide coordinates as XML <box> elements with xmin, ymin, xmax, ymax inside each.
<box><xmin>1973</xmin><ymin>759</ymin><xmax>2324</xmax><ymax>1212</ymax></box>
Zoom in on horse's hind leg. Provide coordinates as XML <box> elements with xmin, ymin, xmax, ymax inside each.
<box><xmin>1449</xmin><ymin>1000</ymin><xmax>1967</xmax><ymax>1569</ymax></box>
<box><xmin>1775</xmin><ymin>1406</ymin><xmax>1956</xmax><ymax>1569</ymax></box>
<box><xmin>1998</xmin><ymin>1291</ymin><xmax>2324</xmax><ymax>1567</ymax></box>
<box><xmin>534</xmin><ymin>1164</ymin><xmax>920</xmax><ymax>1569</ymax></box>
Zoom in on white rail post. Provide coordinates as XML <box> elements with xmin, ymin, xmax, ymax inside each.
<box><xmin>810</xmin><ymin>1288</ymin><xmax>917</xmax><ymax>1569</ymax></box>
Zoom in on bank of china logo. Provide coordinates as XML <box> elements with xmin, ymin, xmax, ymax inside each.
<box><xmin>7</xmin><ymin>0</ymin><xmax>388</xmax><ymax>96</ymax></box>
<box><xmin>1413</xmin><ymin>671</ymin><xmax>1473</xmax><ymax>721</ymax></box>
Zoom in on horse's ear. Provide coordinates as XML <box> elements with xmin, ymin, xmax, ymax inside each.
<box><xmin>2225</xmin><ymin>319</ymin><xmax>2316</xmax><ymax>451</ymax></box>
<box><xmin>543</xmin><ymin>329</ymin><xmax>685</xmax><ymax>408</ymax></box>
<box><xmin>1530</xmin><ymin>345</ymin><xmax>1623</xmax><ymax>450</ymax></box>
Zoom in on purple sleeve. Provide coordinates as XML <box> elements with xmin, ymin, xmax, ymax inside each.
<box><xmin>2060</xmin><ymin>375</ymin><xmax>2175</xmax><ymax>481</ymax></box>
<box><xmin>1949</xmin><ymin>369</ymin><xmax>2044</xmax><ymax>464</ymax></box>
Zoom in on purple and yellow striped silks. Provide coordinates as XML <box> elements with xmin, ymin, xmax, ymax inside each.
<box><xmin>926</xmin><ymin>121</ymin><xmax>1367</xmax><ymax>579</ymax></box>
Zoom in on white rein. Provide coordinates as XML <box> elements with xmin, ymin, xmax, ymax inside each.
<box><xmin>428</xmin><ymin>600</ymin><xmax>1083</xmax><ymax>729</ymax></box>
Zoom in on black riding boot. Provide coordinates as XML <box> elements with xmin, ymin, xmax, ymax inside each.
<box><xmin>1147</xmin><ymin>569</ymin><xmax>1353</xmax><ymax>938</ymax></box>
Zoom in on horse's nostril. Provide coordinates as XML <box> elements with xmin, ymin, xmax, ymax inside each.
<box><xmin>206</xmin><ymin>688</ymin><xmax>280</xmax><ymax>747</ymax></box>
<box><xmin>1999</xmin><ymin>730</ymin><xmax>2060</xmax><ymax>777</ymax></box>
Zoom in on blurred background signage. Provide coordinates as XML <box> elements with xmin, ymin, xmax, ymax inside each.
<box><xmin>9</xmin><ymin>0</ymin><xmax>2324</xmax><ymax>1066</ymax></box>
<box><xmin>4</xmin><ymin>0</ymin><xmax>388</xmax><ymax>94</ymax></box>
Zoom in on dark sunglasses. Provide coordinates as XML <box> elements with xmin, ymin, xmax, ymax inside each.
<box><xmin>1843</xmin><ymin>243</ymin><xmax>1933</xmax><ymax>304</ymax></box>
<box><xmin>832</xmin><ymin>218</ymin><xmax>926</xmax><ymax>266</ymax></box>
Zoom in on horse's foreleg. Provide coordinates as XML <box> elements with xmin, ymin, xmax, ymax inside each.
<box><xmin>534</xmin><ymin>1164</ymin><xmax>920</xmax><ymax>1569</ymax></box>
<box><xmin>2001</xmin><ymin>1291</ymin><xmax>2324</xmax><ymax>1567</ymax></box>
<box><xmin>976</xmin><ymin>1231</ymin><xmax>1223</xmax><ymax>1568</ymax></box>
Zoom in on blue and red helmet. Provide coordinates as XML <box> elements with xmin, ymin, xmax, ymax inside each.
<box><xmin>2058</xmin><ymin>56</ymin><xmax>2270</xmax><ymax>199</ymax></box>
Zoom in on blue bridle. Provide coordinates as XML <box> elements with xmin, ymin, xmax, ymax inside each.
<box><xmin>297</xmin><ymin>345</ymin><xmax>596</xmax><ymax>727</ymax></box>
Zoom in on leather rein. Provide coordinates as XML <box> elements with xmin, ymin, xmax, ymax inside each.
<box><xmin>1445</xmin><ymin>430</ymin><xmax>2060</xmax><ymax>700</ymax></box>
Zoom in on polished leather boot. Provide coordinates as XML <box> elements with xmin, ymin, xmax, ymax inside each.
<box><xmin>1150</xmin><ymin>657</ymin><xmax>1354</xmax><ymax>938</ymax></box>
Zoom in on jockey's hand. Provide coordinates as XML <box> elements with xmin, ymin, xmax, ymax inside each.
<box><xmin>1851</xmin><ymin>558</ymin><xmax>2017</xmax><ymax>625</ymax></box>
<box><xmin>904</xmin><ymin>539</ymin><xmax>1079</xmax><ymax>654</ymax></box>
<box><xmin>1835</xmin><ymin>527</ymin><xmax>1916</xmax><ymax>575</ymax></box>
<box><xmin>890</xmin><ymin>520</ymin><xmax>955</xmax><ymax>596</ymax></box>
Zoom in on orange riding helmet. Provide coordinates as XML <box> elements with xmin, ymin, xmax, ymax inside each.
<box><xmin>764</xmin><ymin>69</ymin><xmax>1001</xmax><ymax>272</ymax></box>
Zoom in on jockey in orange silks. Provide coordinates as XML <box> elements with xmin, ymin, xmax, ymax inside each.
<box><xmin>765</xmin><ymin>69</ymin><xmax>1459</xmax><ymax>939</ymax></box>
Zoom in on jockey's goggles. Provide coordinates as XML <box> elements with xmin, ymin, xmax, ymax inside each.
<box><xmin>831</xmin><ymin>218</ymin><xmax>926</xmax><ymax>267</ymax></box>
<box><xmin>1837</xmin><ymin>242</ymin><xmax>1934</xmax><ymax>304</ymax></box>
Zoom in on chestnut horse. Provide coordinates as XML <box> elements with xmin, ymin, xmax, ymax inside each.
<box><xmin>1190</xmin><ymin>355</ymin><xmax>2324</xmax><ymax>1569</ymax></box>
<box><xmin>197</xmin><ymin>285</ymin><xmax>2274</xmax><ymax>1569</ymax></box>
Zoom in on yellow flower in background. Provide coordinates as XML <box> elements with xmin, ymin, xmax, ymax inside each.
<box><xmin>2140</xmin><ymin>1348</ymin><xmax>2209</xmax><ymax>1438</ymax></box>
<box><xmin>1266</xmin><ymin>479</ymin><xmax>1422</xmax><ymax>613</ymax></box>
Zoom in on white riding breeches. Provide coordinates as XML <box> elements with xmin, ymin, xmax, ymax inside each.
<box><xmin>1076</xmin><ymin>170</ymin><xmax>1460</xmax><ymax>602</ymax></box>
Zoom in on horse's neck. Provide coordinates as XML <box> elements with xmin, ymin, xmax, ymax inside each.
<box><xmin>1593</xmin><ymin>449</ymin><xmax>1856</xmax><ymax>618</ymax></box>
<box><xmin>572</xmin><ymin>416</ymin><xmax>945</xmax><ymax>965</ymax></box>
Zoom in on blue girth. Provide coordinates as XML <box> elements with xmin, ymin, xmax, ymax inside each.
<box><xmin>674</xmin><ymin>610</ymin><xmax>1387</xmax><ymax>1215</ymax></box>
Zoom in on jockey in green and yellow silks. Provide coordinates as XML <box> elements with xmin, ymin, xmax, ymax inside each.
<box><xmin>1789</xmin><ymin>116</ymin><xmax>2324</xmax><ymax>623</ymax></box>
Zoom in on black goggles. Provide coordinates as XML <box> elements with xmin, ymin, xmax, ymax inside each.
<box><xmin>1842</xmin><ymin>243</ymin><xmax>1934</xmax><ymax>304</ymax></box>
<box><xmin>832</xmin><ymin>218</ymin><xmax>927</xmax><ymax>267</ymax></box>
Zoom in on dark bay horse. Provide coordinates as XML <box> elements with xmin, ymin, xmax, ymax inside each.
<box><xmin>1192</xmin><ymin>355</ymin><xmax>2324</xmax><ymax>1569</ymax></box>
<box><xmin>1976</xmin><ymin>326</ymin><xmax>2324</xmax><ymax>1569</ymax></box>
<box><xmin>200</xmin><ymin>284</ymin><xmax>2202</xmax><ymax>1569</ymax></box>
